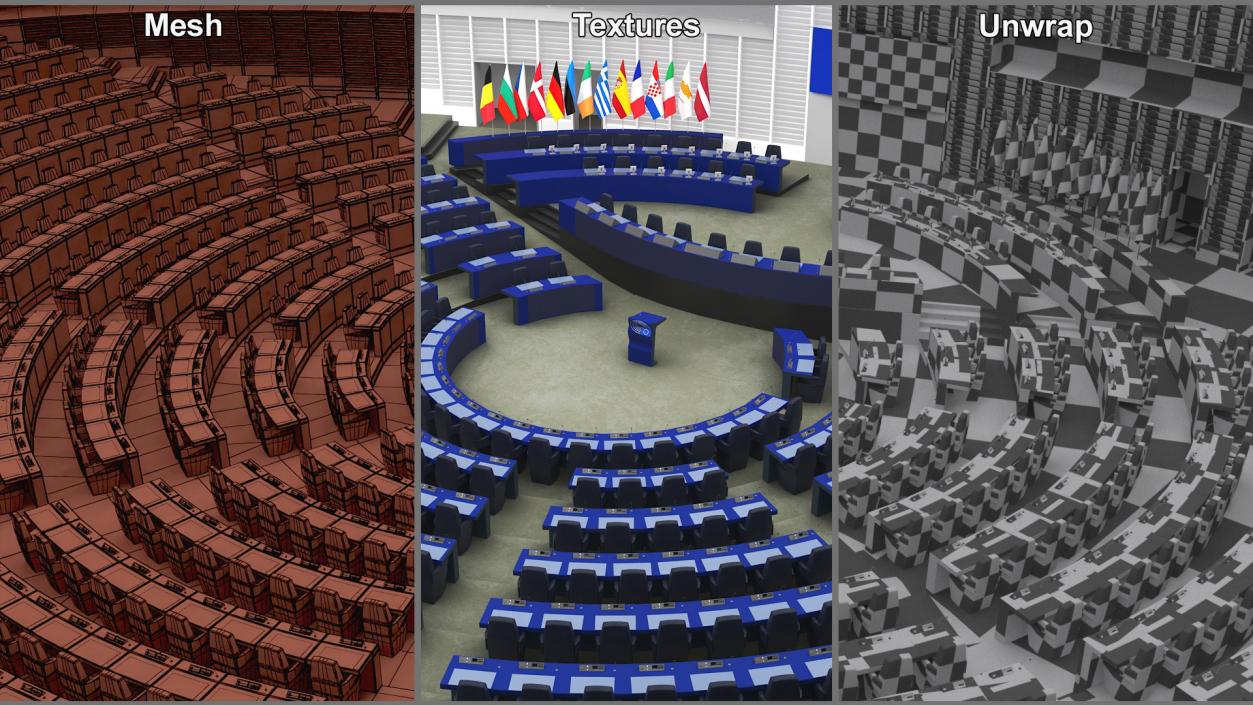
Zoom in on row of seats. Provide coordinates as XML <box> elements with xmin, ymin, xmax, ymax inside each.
<box><xmin>421</xmin><ymin>431</ymin><xmax>517</xmax><ymax>514</ymax></box>
<box><xmin>611</xmin><ymin>201</ymin><xmax>829</xmax><ymax>264</ymax></box>
<box><xmin>272</xmin><ymin>252</ymin><xmax>394</xmax><ymax>346</ymax></box>
<box><xmin>839</xmin><ymin>571</ymin><xmax>906</xmax><ymax>639</ymax></box>
<box><xmin>300</xmin><ymin>442</ymin><xmax>415</xmax><ymax>531</ymax></box>
<box><xmin>763</xmin><ymin>412</ymin><xmax>833</xmax><ymax>494</ymax></box>
<box><xmin>322</xmin><ymin>345</ymin><xmax>387</xmax><ymax>440</ymax></box>
<box><xmin>374</xmin><ymin>205</ymin><xmax>414</xmax><ymax>256</ymax></box>
<box><xmin>155</xmin><ymin>328</ymin><xmax>230</xmax><ymax>476</ymax></box>
<box><xmin>0</xmin><ymin>62</ymin><xmax>116</xmax><ymax>117</ymax></box>
<box><xmin>230</xmin><ymin>97</ymin><xmax>370</xmax><ymax>163</ymax></box>
<box><xmin>0</xmin><ymin>80</ymin><xmax>147</xmax><ymax>155</ymax></box>
<box><xmin>544</xmin><ymin>494</ymin><xmax>776</xmax><ymax>552</ymax></box>
<box><xmin>264</xmin><ymin>126</ymin><xmax>400</xmax><ymax>189</ymax></box>
<box><xmin>381</xmin><ymin>424</ymin><xmax>414</xmax><ymax>479</ymax></box>
<box><xmin>166</xmin><ymin>65</ymin><xmax>227</xmax><ymax>115</ymax></box>
<box><xmin>338</xmin><ymin>178</ymin><xmax>413</xmax><ymax>233</ymax></box>
<box><xmin>240</xmin><ymin>336</ymin><xmax>311</xmax><ymax>456</ymax></box>
<box><xmin>199</xmin><ymin>76</ymin><xmax>303</xmax><ymax>134</ymax></box>
<box><xmin>0</xmin><ymin>39</ymin><xmax>82</xmax><ymax>83</ymax></box>
<box><xmin>297</xmin><ymin>153</ymin><xmax>412</xmax><ymax>210</ymax></box>
<box><xmin>344</xmin><ymin>280</ymin><xmax>412</xmax><ymax>356</ymax></box>
<box><xmin>0</xmin><ymin>307</ymin><xmax>66</xmax><ymax>511</ymax></box>
<box><xmin>63</xmin><ymin>319</ymin><xmax>145</xmax><ymax>495</ymax></box>
<box><xmin>570</xmin><ymin>461</ymin><xmax>728</xmax><ymax>509</ymax></box>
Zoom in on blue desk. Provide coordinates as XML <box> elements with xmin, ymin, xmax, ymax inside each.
<box><xmin>480</xmin><ymin>145</ymin><xmax>789</xmax><ymax>193</ymax></box>
<box><xmin>457</xmin><ymin>247</ymin><xmax>563</xmax><ymax>299</ymax></box>
<box><xmin>543</xmin><ymin>493</ymin><xmax>775</xmax><ymax>533</ymax></box>
<box><xmin>420</xmin><ymin>483</ymin><xmax>491</xmax><ymax>537</ymax></box>
<box><xmin>423</xmin><ymin>307</ymin><xmax>486</xmax><ymax>372</ymax></box>
<box><xmin>420</xmin><ymin>431</ymin><xmax>519</xmax><ymax>498</ymax></box>
<box><xmin>420</xmin><ymin>196</ymin><xmax>493</xmax><ymax>236</ymax></box>
<box><xmin>421</xmin><ymin>533</ymin><xmax>460</xmax><ymax>582</ymax></box>
<box><xmin>440</xmin><ymin>645</ymin><xmax>833</xmax><ymax>698</ymax></box>
<box><xmin>763</xmin><ymin>413</ymin><xmax>832</xmax><ymax>483</ymax></box>
<box><xmin>511</xmin><ymin>168</ymin><xmax>762</xmax><ymax>212</ymax></box>
<box><xmin>502</xmin><ymin>274</ymin><xmax>603</xmax><ymax>325</ymax></box>
<box><xmin>420</xmin><ymin>279</ymin><xmax>437</xmax><ymax>313</ymax></box>
<box><xmin>420</xmin><ymin>220</ymin><xmax>525</xmax><ymax>274</ymax></box>
<box><xmin>480</xmin><ymin>581</ymin><xmax>831</xmax><ymax>636</ymax></box>
<box><xmin>812</xmin><ymin>473</ymin><xmax>832</xmax><ymax>516</ymax></box>
<box><xmin>772</xmin><ymin>328</ymin><xmax>817</xmax><ymax>396</ymax></box>
<box><xmin>420</xmin><ymin>173</ymin><xmax>466</xmax><ymax>204</ymax></box>
<box><xmin>447</xmin><ymin>128</ymin><xmax>722</xmax><ymax>168</ymax></box>
<box><xmin>568</xmin><ymin>460</ymin><xmax>722</xmax><ymax>490</ymax></box>
<box><xmin>514</xmin><ymin>530</ymin><xmax>829</xmax><ymax>582</ymax></box>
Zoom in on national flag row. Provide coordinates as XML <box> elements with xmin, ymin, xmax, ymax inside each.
<box><xmin>480</xmin><ymin>59</ymin><xmax>711</xmax><ymax>125</ymax></box>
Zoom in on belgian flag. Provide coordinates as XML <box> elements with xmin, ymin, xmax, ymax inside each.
<box><xmin>479</xmin><ymin>66</ymin><xmax>495</xmax><ymax>125</ymax></box>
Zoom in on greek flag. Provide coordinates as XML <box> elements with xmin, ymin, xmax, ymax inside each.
<box><xmin>593</xmin><ymin>59</ymin><xmax>612</xmax><ymax>117</ymax></box>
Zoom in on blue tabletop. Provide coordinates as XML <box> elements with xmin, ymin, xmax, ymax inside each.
<box><xmin>543</xmin><ymin>493</ymin><xmax>776</xmax><ymax>531</ymax></box>
<box><xmin>420</xmin><ymin>431</ymin><xmax>516</xmax><ymax>480</ymax></box>
<box><xmin>511</xmin><ymin>167</ymin><xmax>762</xmax><ymax>211</ymax></box>
<box><xmin>767</xmin><ymin>413</ymin><xmax>832</xmax><ymax>462</ymax></box>
<box><xmin>421</xmin><ymin>483</ymin><xmax>487</xmax><ymax>520</ymax></box>
<box><xmin>568</xmin><ymin>460</ymin><xmax>721</xmax><ymax>489</ymax></box>
<box><xmin>773</xmin><ymin>328</ymin><xmax>817</xmax><ymax>376</ymax></box>
<box><xmin>447</xmin><ymin>128</ymin><xmax>722</xmax><ymax>167</ymax></box>
<box><xmin>420</xmin><ymin>195</ymin><xmax>490</xmax><ymax>215</ymax></box>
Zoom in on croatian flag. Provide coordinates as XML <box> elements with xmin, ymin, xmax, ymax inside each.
<box><xmin>644</xmin><ymin>61</ymin><xmax>663</xmax><ymax>119</ymax></box>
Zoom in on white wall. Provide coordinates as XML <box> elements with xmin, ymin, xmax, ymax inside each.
<box><xmin>421</xmin><ymin>5</ymin><xmax>830</xmax><ymax>162</ymax></box>
<box><xmin>805</xmin><ymin>92</ymin><xmax>831</xmax><ymax>165</ymax></box>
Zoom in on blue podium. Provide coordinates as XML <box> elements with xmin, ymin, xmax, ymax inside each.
<box><xmin>628</xmin><ymin>312</ymin><xmax>666</xmax><ymax>366</ymax></box>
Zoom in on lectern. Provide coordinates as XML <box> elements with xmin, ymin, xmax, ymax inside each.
<box><xmin>628</xmin><ymin>312</ymin><xmax>666</xmax><ymax>366</ymax></box>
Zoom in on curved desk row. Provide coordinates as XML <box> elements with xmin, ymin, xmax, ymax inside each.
<box><xmin>241</xmin><ymin>337</ymin><xmax>310</xmax><ymax>455</ymax></box>
<box><xmin>885</xmin><ymin>664</ymin><xmax>1050</xmax><ymax>701</ymax></box>
<box><xmin>66</xmin><ymin>319</ymin><xmax>145</xmax><ymax>495</ymax></box>
<box><xmin>839</xmin><ymin>623</ymin><xmax>964</xmax><ymax>700</ymax></box>
<box><xmin>156</xmin><ymin>329</ymin><xmax>229</xmax><ymax>477</ymax></box>
<box><xmin>419</xmin><ymin>195</ymin><xmax>493</xmax><ymax>237</ymax></box>
<box><xmin>345</xmin><ymin>280</ymin><xmax>413</xmax><ymax>357</ymax></box>
<box><xmin>838</xmin><ymin>262</ymin><xmax>923</xmax><ymax>342</ymax></box>
<box><xmin>58</xmin><ymin>185</ymin><xmax>278</xmax><ymax>320</ymax></box>
<box><xmin>421</xmin><ymin>483</ymin><xmax>490</xmax><ymax>537</ymax></box>
<box><xmin>503</xmin><ymin>274</ymin><xmax>603</xmax><ymax>325</ymax></box>
<box><xmin>447</xmin><ymin>128</ymin><xmax>721</xmax><ymax>168</ymax></box>
<box><xmin>274</xmin><ymin>253</ymin><xmax>395</xmax><ymax>346</ymax></box>
<box><xmin>764</xmin><ymin>413</ymin><xmax>832</xmax><ymax>483</ymax></box>
<box><xmin>558</xmin><ymin>198</ymin><xmax>831</xmax><ymax>333</ymax></box>
<box><xmin>512</xmin><ymin>167</ymin><xmax>762</xmax><ymax>212</ymax></box>
<box><xmin>0</xmin><ymin>63</ymin><xmax>114</xmax><ymax>115</ymax></box>
<box><xmin>300</xmin><ymin>442</ymin><xmax>415</xmax><ymax>531</ymax></box>
<box><xmin>420</xmin><ymin>172</ymin><xmax>463</xmax><ymax>204</ymax></box>
<box><xmin>458</xmin><ymin>247</ymin><xmax>562</xmax><ymax>298</ymax></box>
<box><xmin>1179</xmin><ymin>643</ymin><xmax>1253</xmax><ymax>699</ymax></box>
<box><xmin>420</xmin><ymin>220</ymin><xmax>525</xmax><ymax>274</ymax></box>
<box><xmin>569</xmin><ymin>460</ymin><xmax>722</xmax><ymax>490</ymax></box>
<box><xmin>839</xmin><ymin>571</ymin><xmax>906</xmax><ymax>638</ymax></box>
<box><xmin>373</xmin><ymin>206</ymin><xmax>413</xmax><ymax>257</ymax></box>
<box><xmin>420</xmin><ymin>431</ymin><xmax>518</xmax><ymax>497</ymax></box>
<box><xmin>1085</xmin><ymin>322</ymin><xmax>1153</xmax><ymax>421</ymax></box>
<box><xmin>199</xmin><ymin>227</ymin><xmax>352</xmax><ymax>338</ymax></box>
<box><xmin>0</xmin><ymin>42</ymin><xmax>83</xmax><ymax>83</ymax></box>
<box><xmin>165</xmin><ymin>67</ymin><xmax>227</xmax><ymax>113</ymax></box>
<box><xmin>338</xmin><ymin>178</ymin><xmax>413</xmax><ymax>233</ymax></box>
<box><xmin>323</xmin><ymin>347</ymin><xmax>386</xmax><ymax>441</ymax></box>
<box><xmin>0</xmin><ymin>308</ymin><xmax>67</xmax><ymax>511</ymax></box>
<box><xmin>0</xmin><ymin>85</ymin><xmax>148</xmax><ymax>156</ymax></box>
<box><xmin>481</xmin><ymin>144</ymin><xmax>788</xmax><ymax>192</ymax></box>
<box><xmin>382</xmin><ymin>425</ymin><xmax>414</xmax><ymax>479</ymax></box>
<box><xmin>199</xmin><ymin>81</ymin><xmax>304</xmax><ymax>134</ymax></box>
<box><xmin>297</xmin><ymin>153</ymin><xmax>412</xmax><ymax>210</ymax></box>
<box><xmin>544</xmin><ymin>494</ymin><xmax>775</xmax><ymax>551</ymax></box>
<box><xmin>230</xmin><ymin>102</ymin><xmax>371</xmax><ymax>163</ymax></box>
<box><xmin>264</xmin><ymin>127</ymin><xmax>399</xmax><ymax>189</ymax></box>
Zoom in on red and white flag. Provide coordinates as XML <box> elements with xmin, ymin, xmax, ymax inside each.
<box><xmin>694</xmin><ymin>62</ymin><xmax>710</xmax><ymax>122</ymax></box>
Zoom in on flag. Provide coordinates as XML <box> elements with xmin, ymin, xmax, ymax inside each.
<box><xmin>629</xmin><ymin>60</ymin><xmax>645</xmax><ymax>118</ymax></box>
<box><xmin>578</xmin><ymin>61</ymin><xmax>594</xmax><ymax>118</ymax></box>
<box><xmin>514</xmin><ymin>64</ymin><xmax>528</xmax><ymax>122</ymax></box>
<box><xmin>663</xmin><ymin>61</ymin><xmax>676</xmax><ymax>117</ymax></box>
<box><xmin>545</xmin><ymin>62</ymin><xmax>565</xmax><ymax>120</ymax></box>
<box><xmin>593</xmin><ymin>60</ymin><xmax>612</xmax><ymax>117</ymax></box>
<box><xmin>1003</xmin><ymin>121</ymin><xmax>1021</xmax><ymax>178</ymax></box>
<box><xmin>1143</xmin><ymin>174</ymin><xmax>1163</xmax><ymax>243</ymax></box>
<box><xmin>496</xmin><ymin>65</ymin><xmax>519</xmax><ymax>124</ymax></box>
<box><xmin>991</xmin><ymin>118</ymin><xmax>1008</xmax><ymax>169</ymax></box>
<box><xmin>644</xmin><ymin>61</ymin><xmax>663</xmax><ymax>119</ymax></box>
<box><xmin>1049</xmin><ymin>130</ymin><xmax>1072</xmax><ymax>194</ymax></box>
<box><xmin>694</xmin><ymin>62</ymin><xmax>710</xmax><ymax>121</ymax></box>
<box><xmin>1019</xmin><ymin>121</ymin><xmax>1036</xmax><ymax>180</ymax></box>
<box><xmin>479</xmin><ymin>66</ymin><xmax>495</xmax><ymax>125</ymax></box>
<box><xmin>1115</xmin><ymin>160</ymin><xmax>1131</xmax><ymax>216</ymax></box>
<box><xmin>611</xmin><ymin>60</ymin><xmax>630</xmax><ymax>119</ymax></box>
<box><xmin>1097</xmin><ymin>168</ymin><xmax>1113</xmax><ymax>215</ymax></box>
<box><xmin>1077</xmin><ymin>138</ymin><xmax>1094</xmax><ymax>195</ymax></box>
<box><xmin>1088</xmin><ymin>154</ymin><xmax>1105</xmax><ymax>211</ymax></box>
<box><xmin>527</xmin><ymin>63</ymin><xmax>546</xmax><ymax>122</ymax></box>
<box><xmin>1031</xmin><ymin>129</ymin><xmax>1050</xmax><ymax>184</ymax></box>
<box><xmin>564</xmin><ymin>61</ymin><xmax>577</xmax><ymax>118</ymax></box>
<box><xmin>677</xmin><ymin>62</ymin><xmax>694</xmax><ymax>119</ymax></box>
<box><xmin>1128</xmin><ymin>171</ymin><xmax>1148</xmax><ymax>232</ymax></box>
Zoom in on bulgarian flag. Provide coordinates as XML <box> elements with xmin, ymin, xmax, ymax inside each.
<box><xmin>496</xmin><ymin>65</ymin><xmax>520</xmax><ymax>124</ymax></box>
<box><xmin>545</xmin><ymin>61</ymin><xmax>565</xmax><ymax>120</ymax></box>
<box><xmin>527</xmin><ymin>63</ymin><xmax>546</xmax><ymax>123</ymax></box>
<box><xmin>662</xmin><ymin>61</ymin><xmax>676</xmax><ymax>117</ymax></box>
<box><xmin>611</xmin><ymin>60</ymin><xmax>630</xmax><ymax>119</ymax></box>
<box><xmin>479</xmin><ymin>66</ymin><xmax>495</xmax><ymax>125</ymax></box>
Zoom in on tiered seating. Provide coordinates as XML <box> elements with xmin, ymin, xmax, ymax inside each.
<box><xmin>839</xmin><ymin>623</ymin><xmax>965</xmax><ymax>700</ymax></box>
<box><xmin>568</xmin><ymin>461</ymin><xmax>727</xmax><ymax>508</ymax></box>
<box><xmin>420</xmin><ymin>431</ymin><xmax>517</xmax><ymax>512</ymax></box>
<box><xmin>16</xmin><ymin>499</ymin><xmax>374</xmax><ymax>698</ymax></box>
<box><xmin>272</xmin><ymin>253</ymin><xmax>395</xmax><ymax>346</ymax></box>
<box><xmin>0</xmin><ymin>308</ymin><xmax>67</xmax><ymax>511</ymax></box>
<box><xmin>230</xmin><ymin>99</ymin><xmax>372</xmax><ymax>165</ymax></box>
<box><xmin>419</xmin><ymin>172</ymin><xmax>466</xmax><ymax>204</ymax></box>
<box><xmin>0</xmin><ymin>61</ymin><xmax>116</xmax><ymax>116</ymax></box>
<box><xmin>840</xmin><ymin>571</ymin><xmax>907</xmax><ymax>638</ymax></box>
<box><xmin>0</xmin><ymin>40</ymin><xmax>84</xmax><ymax>84</ymax></box>
<box><xmin>838</xmin><ymin>397</ymin><xmax>882</xmax><ymax>462</ymax></box>
<box><xmin>881</xmin><ymin>664</ymin><xmax>1051</xmax><ymax>701</ymax></box>
<box><xmin>264</xmin><ymin>126</ymin><xmax>400</xmax><ymax>189</ymax></box>
<box><xmin>165</xmin><ymin>64</ymin><xmax>227</xmax><ymax>116</ymax></box>
<box><xmin>1085</xmin><ymin>321</ymin><xmax>1159</xmax><ymax>424</ymax></box>
<box><xmin>121</xmin><ymin>480</ymin><xmax>413</xmax><ymax>658</ymax></box>
<box><xmin>343</xmin><ymin>279</ymin><xmax>412</xmax><ymax>356</ymax></box>
<box><xmin>199</xmin><ymin>225</ymin><xmax>353</xmax><ymax>338</ymax></box>
<box><xmin>297</xmin><ymin>154</ymin><xmax>412</xmax><ymax>210</ymax></box>
<box><xmin>0</xmin><ymin>80</ymin><xmax>148</xmax><ymax>156</ymax></box>
<box><xmin>1178</xmin><ymin>643</ymin><xmax>1253</xmax><ymax>699</ymax></box>
<box><xmin>420</xmin><ymin>220</ymin><xmax>525</xmax><ymax>274</ymax></box>
<box><xmin>300</xmin><ymin>443</ymin><xmax>414</xmax><ymax>531</ymax></box>
<box><xmin>155</xmin><ymin>329</ymin><xmax>229</xmax><ymax>476</ymax></box>
<box><xmin>542</xmin><ymin>494</ymin><xmax>776</xmax><ymax>552</ymax></box>
<box><xmin>63</xmin><ymin>319</ymin><xmax>145</xmax><ymax>494</ymax></box>
<box><xmin>322</xmin><ymin>345</ymin><xmax>386</xmax><ymax>440</ymax></box>
<box><xmin>372</xmin><ymin>206</ymin><xmax>413</xmax><ymax>256</ymax></box>
<box><xmin>198</xmin><ymin>77</ymin><xmax>303</xmax><ymax>134</ymax></box>
<box><xmin>381</xmin><ymin>425</ymin><xmax>414</xmax><ymax>479</ymax></box>
<box><xmin>763</xmin><ymin>412</ymin><xmax>832</xmax><ymax>493</ymax></box>
<box><xmin>240</xmin><ymin>337</ymin><xmax>310</xmax><ymax>456</ymax></box>
<box><xmin>337</xmin><ymin>179</ymin><xmax>413</xmax><ymax>233</ymax></box>
<box><xmin>419</xmin><ymin>195</ymin><xmax>493</xmax><ymax>236</ymax></box>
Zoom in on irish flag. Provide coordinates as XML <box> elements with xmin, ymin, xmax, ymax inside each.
<box><xmin>496</xmin><ymin>65</ymin><xmax>519</xmax><ymax>124</ymax></box>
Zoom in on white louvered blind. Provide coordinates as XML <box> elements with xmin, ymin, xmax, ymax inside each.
<box><xmin>472</xmin><ymin>16</ymin><xmax>505</xmax><ymax>63</ymax></box>
<box><xmin>421</xmin><ymin>14</ymin><xmax>440</xmax><ymax>90</ymax></box>
<box><xmin>703</xmin><ymin>34</ymin><xmax>739</xmax><ymax>136</ymax></box>
<box><xmin>438</xmin><ymin>14</ymin><xmax>473</xmax><ymax>107</ymax></box>
<box><xmin>538</xmin><ymin>20</ymin><xmax>569</xmax><ymax>67</ymax></box>
<box><xmin>572</xmin><ymin>32</ymin><xmax>603</xmax><ymax>68</ymax></box>
<box><xmin>738</xmin><ymin>37</ymin><xmax>774</xmax><ymax>142</ymax></box>
<box><xmin>772</xmin><ymin>5</ymin><xmax>814</xmax><ymax>145</ymax></box>
<box><xmin>506</xmin><ymin>18</ymin><xmax>537</xmax><ymax>64</ymax></box>
<box><xmin>601</xmin><ymin>36</ymin><xmax>639</xmax><ymax>128</ymax></box>
<box><xmin>669</xmin><ymin>35</ymin><xmax>706</xmax><ymax>131</ymax></box>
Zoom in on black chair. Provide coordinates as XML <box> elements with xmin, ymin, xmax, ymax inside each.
<box><xmin>647</xmin><ymin>155</ymin><xmax>663</xmax><ymax>169</ymax></box>
<box><xmin>552</xmin><ymin>520</ymin><xmax>585</xmax><ymax>552</ymax></box>
<box><xmin>621</xmin><ymin>203</ymin><xmax>638</xmax><ymax>222</ymax></box>
<box><xmin>706</xmin><ymin>682</ymin><xmax>742</xmax><ymax>700</ymax></box>
<box><xmin>664</xmin><ymin>566</ymin><xmax>699</xmax><ymax>602</ymax></box>
<box><xmin>435</xmin><ymin>456</ymin><xmax>464</xmax><ymax>491</ymax></box>
<box><xmin>797</xmin><ymin>544</ymin><xmax>831</xmax><ymax>585</ymax></box>
<box><xmin>615</xmin><ymin>155</ymin><xmax>632</xmax><ymax>168</ymax></box>
<box><xmin>765</xmin><ymin>674</ymin><xmax>802</xmax><ymax>700</ymax></box>
<box><xmin>526</xmin><ymin>136</ymin><xmax>543</xmax><ymax>149</ymax></box>
<box><xmin>583</xmin><ymin>156</ymin><xmax>598</xmax><ymax>168</ymax></box>
<box><xmin>742</xmin><ymin>240</ymin><xmax>764</xmax><ymax>257</ymax></box>
<box><xmin>490</xmin><ymin>428</ymin><xmax>521</xmax><ymax>461</ymax></box>
<box><xmin>793</xmin><ymin>356</ymin><xmax>828</xmax><ymax>403</ymax></box>
<box><xmin>646</xmin><ymin>684</ymin><xmax>677</xmax><ymax>700</ymax></box>
<box><xmin>707</xmin><ymin>232</ymin><xmax>727</xmax><ymax>249</ymax></box>
<box><xmin>573</xmin><ymin>477</ymin><xmax>603</xmax><ymax>508</ymax></box>
<box><xmin>527</xmin><ymin>437</ymin><xmax>559</xmax><ymax>485</ymax></box>
<box><xmin>454</xmin><ymin>681</ymin><xmax>490</xmax><ymax>701</ymax></box>
<box><xmin>541</xmin><ymin>620</ymin><xmax>578</xmax><ymax>662</ymax></box>
<box><xmin>597</xmin><ymin>621</ymin><xmax>633</xmax><ymax>663</ymax></box>
<box><xmin>421</xmin><ymin>163</ymin><xmax>436</xmax><ymax>177</ymax></box>
<box><xmin>645</xmin><ymin>134</ymin><xmax>663</xmax><ymax>147</ymax></box>
<box><xmin>740</xmin><ymin>163</ymin><xmax>755</xmax><ymax>178</ymax></box>
<box><xmin>658</xmin><ymin>475</ymin><xmax>689</xmax><ymax>506</ymax></box>
<box><xmin>673</xmin><ymin>222</ymin><xmax>692</xmax><ymax>241</ymax></box>
<box><xmin>645</xmin><ymin>213</ymin><xmax>664</xmax><ymax>232</ymax></box>
<box><xmin>650</xmin><ymin>520</ymin><xmax>683</xmax><ymax>552</ymax></box>
<box><xmin>653</xmin><ymin>619</ymin><xmax>690</xmax><ymax>661</ymax></box>
<box><xmin>756</xmin><ymin>554</ymin><xmax>797</xmax><ymax>592</ymax></box>
<box><xmin>601</xmin><ymin>522</ymin><xmax>635</xmax><ymax>553</ymax></box>
<box><xmin>779</xmin><ymin>245</ymin><xmax>801</xmax><ymax>262</ymax></box>
<box><xmin>598</xmin><ymin>192</ymin><xmax>614</xmax><ymax>210</ymax></box>
<box><xmin>485</xmin><ymin>616</ymin><xmax>524</xmax><ymax>659</ymax></box>
<box><xmin>421</xmin><ymin>552</ymin><xmax>448</xmax><ymax>603</ymax></box>
<box><xmin>686</xmin><ymin>433</ymin><xmax>716</xmax><ymax>462</ymax></box>
<box><xmin>566</xmin><ymin>442</ymin><xmax>595</xmax><ymax>473</ymax></box>
<box><xmin>520</xmin><ymin>684</ymin><xmax>552</xmax><ymax>700</ymax></box>
<box><xmin>618</xmin><ymin>569</ymin><xmax>651</xmax><ymax>603</ymax></box>
<box><xmin>715</xmin><ymin>425</ymin><xmax>751</xmax><ymax>471</ymax></box>
<box><xmin>824</xmin><ymin>249</ymin><xmax>833</xmax><ymax>265</ymax></box>
<box><xmin>567</xmin><ymin>568</ymin><xmax>601</xmax><ymax>603</ymax></box>
<box><xmin>676</xmin><ymin>156</ymin><xmax>693</xmax><ymax>170</ymax></box>
<box><xmin>749</xmin><ymin>412</ymin><xmax>783</xmax><ymax>459</ymax></box>
<box><xmin>735</xmin><ymin>140</ymin><xmax>752</xmax><ymax>154</ymax></box>
<box><xmin>614</xmin><ymin>134</ymin><xmax>632</xmax><ymax>147</ymax></box>
<box><xmin>712</xmin><ymin>562</ymin><xmax>749</xmax><ymax>597</ymax></box>
<box><xmin>708</xmin><ymin>159</ymin><xmax>723</xmax><ymax>173</ymax></box>
<box><xmin>707</xmin><ymin>614</ymin><xmax>746</xmax><ymax>658</ymax></box>
<box><xmin>695</xmin><ymin>515</ymin><xmax>730</xmax><ymax>548</ymax></box>
<box><xmin>782</xmin><ymin>396</ymin><xmax>804</xmax><ymax>436</ymax></box>
<box><xmin>433</xmin><ymin>504</ymin><xmax>472</xmax><ymax>553</ymax></box>
<box><xmin>811</xmin><ymin>601</ymin><xmax>833</xmax><ymax>646</ymax></box>
<box><xmin>469</xmin><ymin>465</ymin><xmax>506</xmax><ymax>513</ymax></box>
<box><xmin>548</xmin><ymin>261</ymin><xmax>568</xmax><ymax>277</ymax></box>
<box><xmin>760</xmin><ymin>608</ymin><xmax>800</xmax><ymax>652</ymax></box>
<box><xmin>776</xmin><ymin>444</ymin><xmax>817</xmax><ymax>494</ymax></box>
<box><xmin>458</xmin><ymin>419</ymin><xmax>483</xmax><ymax>452</ymax></box>
<box><xmin>696</xmin><ymin>470</ymin><xmax>728</xmax><ymax>503</ymax></box>
<box><xmin>673</xmin><ymin>136</ymin><xmax>692</xmax><ymax>149</ymax></box>
<box><xmin>765</xmin><ymin>144</ymin><xmax>782</xmax><ymax>159</ymax></box>
<box><xmin>649</xmin><ymin>440</ymin><xmax>679</xmax><ymax>467</ymax></box>
<box><xmin>740</xmin><ymin>506</ymin><xmax>774</xmax><ymax>543</ymax></box>
<box><xmin>615</xmin><ymin>478</ymin><xmax>646</xmax><ymax>509</ymax></box>
<box><xmin>583</xmin><ymin>686</ymin><xmax>614</xmax><ymax>700</ymax></box>
<box><xmin>701</xmin><ymin>136</ymin><xmax>722</xmax><ymax>150</ymax></box>
<box><xmin>557</xmin><ymin>135</ymin><xmax>575</xmax><ymax>148</ymax></box>
<box><xmin>518</xmin><ymin>565</ymin><xmax>553</xmax><ymax>601</ymax></box>
<box><xmin>608</xmin><ymin>443</ymin><xmax>635</xmax><ymax>468</ymax></box>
